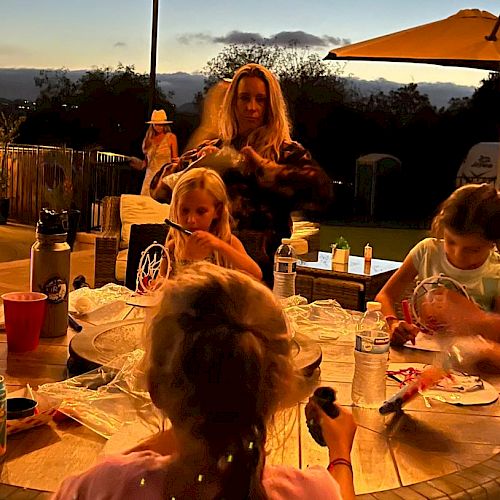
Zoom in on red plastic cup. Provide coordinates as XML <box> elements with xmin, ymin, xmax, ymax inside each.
<box><xmin>1</xmin><ymin>292</ymin><xmax>47</xmax><ymax>352</ymax></box>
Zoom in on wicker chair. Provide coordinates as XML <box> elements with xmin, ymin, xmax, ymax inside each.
<box><xmin>296</xmin><ymin>274</ymin><xmax>364</xmax><ymax>310</ymax></box>
<box><xmin>94</xmin><ymin>196</ymin><xmax>167</xmax><ymax>290</ymax></box>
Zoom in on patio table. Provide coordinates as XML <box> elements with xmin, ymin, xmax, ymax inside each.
<box><xmin>296</xmin><ymin>252</ymin><xmax>401</xmax><ymax>310</ymax></box>
<box><xmin>0</xmin><ymin>311</ymin><xmax>499</xmax><ymax>499</ymax></box>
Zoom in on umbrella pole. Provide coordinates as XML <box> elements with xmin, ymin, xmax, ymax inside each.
<box><xmin>485</xmin><ymin>15</ymin><xmax>500</xmax><ymax>41</ymax></box>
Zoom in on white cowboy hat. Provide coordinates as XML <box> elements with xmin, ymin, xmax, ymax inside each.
<box><xmin>146</xmin><ymin>109</ymin><xmax>173</xmax><ymax>124</ymax></box>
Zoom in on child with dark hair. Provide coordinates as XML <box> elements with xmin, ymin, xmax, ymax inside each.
<box><xmin>376</xmin><ymin>183</ymin><xmax>500</xmax><ymax>346</ymax></box>
<box><xmin>52</xmin><ymin>262</ymin><xmax>356</xmax><ymax>500</ymax></box>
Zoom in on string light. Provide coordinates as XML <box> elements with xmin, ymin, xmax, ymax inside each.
<box><xmin>197</xmin><ymin>474</ymin><xmax>204</xmax><ymax>483</ymax></box>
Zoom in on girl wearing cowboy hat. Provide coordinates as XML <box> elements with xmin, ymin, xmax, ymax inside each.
<box><xmin>139</xmin><ymin>109</ymin><xmax>178</xmax><ymax>196</ymax></box>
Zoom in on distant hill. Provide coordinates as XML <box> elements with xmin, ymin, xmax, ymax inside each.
<box><xmin>0</xmin><ymin>67</ymin><xmax>475</xmax><ymax>109</ymax></box>
<box><xmin>0</xmin><ymin>68</ymin><xmax>204</xmax><ymax>107</ymax></box>
<box><xmin>348</xmin><ymin>77</ymin><xmax>475</xmax><ymax>109</ymax></box>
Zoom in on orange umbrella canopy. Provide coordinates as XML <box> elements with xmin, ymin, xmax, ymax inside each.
<box><xmin>325</xmin><ymin>9</ymin><xmax>500</xmax><ymax>71</ymax></box>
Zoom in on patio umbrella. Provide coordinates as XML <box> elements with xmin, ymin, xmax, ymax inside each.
<box><xmin>325</xmin><ymin>9</ymin><xmax>500</xmax><ymax>71</ymax></box>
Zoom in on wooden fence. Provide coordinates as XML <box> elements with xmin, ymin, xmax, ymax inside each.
<box><xmin>0</xmin><ymin>145</ymin><xmax>142</xmax><ymax>231</ymax></box>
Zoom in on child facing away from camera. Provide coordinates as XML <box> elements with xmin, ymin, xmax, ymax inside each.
<box><xmin>376</xmin><ymin>183</ymin><xmax>500</xmax><ymax>346</ymax></box>
<box><xmin>53</xmin><ymin>262</ymin><xmax>357</xmax><ymax>500</ymax></box>
<box><xmin>159</xmin><ymin>167</ymin><xmax>262</xmax><ymax>281</ymax></box>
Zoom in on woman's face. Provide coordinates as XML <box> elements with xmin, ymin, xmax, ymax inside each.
<box><xmin>235</xmin><ymin>76</ymin><xmax>267</xmax><ymax>135</ymax></box>
<box><xmin>153</xmin><ymin>124</ymin><xmax>165</xmax><ymax>134</ymax></box>
<box><xmin>443</xmin><ymin>228</ymin><xmax>493</xmax><ymax>270</ymax></box>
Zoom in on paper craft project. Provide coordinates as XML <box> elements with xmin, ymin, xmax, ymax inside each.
<box><xmin>404</xmin><ymin>332</ymin><xmax>443</xmax><ymax>352</ymax></box>
<box><xmin>386</xmin><ymin>362</ymin><xmax>498</xmax><ymax>407</ymax></box>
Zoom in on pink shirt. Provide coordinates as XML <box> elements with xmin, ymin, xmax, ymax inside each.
<box><xmin>52</xmin><ymin>451</ymin><xmax>342</xmax><ymax>499</ymax></box>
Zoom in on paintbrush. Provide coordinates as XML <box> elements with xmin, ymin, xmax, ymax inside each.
<box><xmin>164</xmin><ymin>218</ymin><xmax>193</xmax><ymax>236</ymax></box>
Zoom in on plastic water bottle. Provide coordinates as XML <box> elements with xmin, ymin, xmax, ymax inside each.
<box><xmin>273</xmin><ymin>238</ymin><xmax>298</xmax><ymax>299</ymax></box>
<box><xmin>351</xmin><ymin>301</ymin><xmax>390</xmax><ymax>408</ymax></box>
<box><xmin>30</xmin><ymin>209</ymin><xmax>71</xmax><ymax>337</ymax></box>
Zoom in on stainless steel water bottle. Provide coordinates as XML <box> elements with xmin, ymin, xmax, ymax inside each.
<box><xmin>30</xmin><ymin>209</ymin><xmax>71</xmax><ymax>337</ymax></box>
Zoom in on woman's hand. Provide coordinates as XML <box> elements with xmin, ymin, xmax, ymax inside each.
<box><xmin>184</xmin><ymin>231</ymin><xmax>221</xmax><ymax>261</ymax></box>
<box><xmin>240</xmin><ymin>146</ymin><xmax>283</xmax><ymax>183</ymax></box>
<box><xmin>197</xmin><ymin>144</ymin><xmax>220</xmax><ymax>159</ymax></box>
<box><xmin>389</xmin><ymin>320</ymin><xmax>420</xmax><ymax>346</ymax></box>
<box><xmin>308</xmin><ymin>401</ymin><xmax>356</xmax><ymax>460</ymax></box>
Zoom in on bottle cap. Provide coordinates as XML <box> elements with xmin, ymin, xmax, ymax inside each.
<box><xmin>366</xmin><ymin>301</ymin><xmax>382</xmax><ymax>312</ymax></box>
<box><xmin>36</xmin><ymin>209</ymin><xmax>68</xmax><ymax>235</ymax></box>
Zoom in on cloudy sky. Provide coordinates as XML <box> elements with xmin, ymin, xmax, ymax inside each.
<box><xmin>1</xmin><ymin>0</ymin><xmax>498</xmax><ymax>86</ymax></box>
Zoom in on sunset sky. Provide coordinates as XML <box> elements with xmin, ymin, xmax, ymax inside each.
<box><xmin>1</xmin><ymin>0</ymin><xmax>498</xmax><ymax>86</ymax></box>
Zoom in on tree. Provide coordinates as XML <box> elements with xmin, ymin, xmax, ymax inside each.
<box><xmin>468</xmin><ymin>71</ymin><xmax>500</xmax><ymax>140</ymax></box>
<box><xmin>19</xmin><ymin>65</ymin><xmax>174</xmax><ymax>156</ymax></box>
<box><xmin>203</xmin><ymin>43</ymin><xmax>349</xmax><ymax>105</ymax></box>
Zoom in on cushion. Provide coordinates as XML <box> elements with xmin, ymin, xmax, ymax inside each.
<box><xmin>115</xmin><ymin>249</ymin><xmax>128</xmax><ymax>282</ymax></box>
<box><xmin>119</xmin><ymin>195</ymin><xmax>169</xmax><ymax>250</ymax></box>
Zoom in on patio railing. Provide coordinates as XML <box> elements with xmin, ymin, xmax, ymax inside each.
<box><xmin>0</xmin><ymin>145</ymin><xmax>141</xmax><ymax>231</ymax></box>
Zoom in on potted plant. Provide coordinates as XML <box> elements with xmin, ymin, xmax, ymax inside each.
<box><xmin>331</xmin><ymin>236</ymin><xmax>350</xmax><ymax>266</ymax></box>
<box><xmin>0</xmin><ymin>112</ymin><xmax>25</xmax><ymax>224</ymax></box>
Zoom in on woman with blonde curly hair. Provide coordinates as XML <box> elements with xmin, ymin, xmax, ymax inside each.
<box><xmin>151</xmin><ymin>63</ymin><xmax>332</xmax><ymax>284</ymax></box>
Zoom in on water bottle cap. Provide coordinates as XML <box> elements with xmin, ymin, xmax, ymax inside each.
<box><xmin>366</xmin><ymin>301</ymin><xmax>382</xmax><ymax>312</ymax></box>
<box><xmin>36</xmin><ymin>209</ymin><xmax>68</xmax><ymax>235</ymax></box>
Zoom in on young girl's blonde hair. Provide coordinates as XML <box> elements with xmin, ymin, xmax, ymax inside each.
<box><xmin>167</xmin><ymin>167</ymin><xmax>232</xmax><ymax>268</ymax></box>
<box><xmin>142</xmin><ymin>124</ymin><xmax>172</xmax><ymax>154</ymax></box>
<box><xmin>431</xmin><ymin>183</ymin><xmax>500</xmax><ymax>247</ymax></box>
<box><xmin>147</xmin><ymin>262</ymin><xmax>295</xmax><ymax>500</ymax></box>
<box><xmin>219</xmin><ymin>63</ymin><xmax>292</xmax><ymax>161</ymax></box>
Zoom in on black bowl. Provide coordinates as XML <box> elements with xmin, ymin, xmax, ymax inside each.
<box><xmin>6</xmin><ymin>398</ymin><xmax>38</xmax><ymax>420</ymax></box>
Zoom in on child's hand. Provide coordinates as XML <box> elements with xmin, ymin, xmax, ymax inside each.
<box><xmin>184</xmin><ymin>231</ymin><xmax>221</xmax><ymax>261</ymax></box>
<box><xmin>308</xmin><ymin>401</ymin><xmax>356</xmax><ymax>459</ymax></box>
<box><xmin>420</xmin><ymin>288</ymin><xmax>482</xmax><ymax>334</ymax></box>
<box><xmin>191</xmin><ymin>231</ymin><xmax>221</xmax><ymax>251</ymax></box>
<box><xmin>390</xmin><ymin>320</ymin><xmax>420</xmax><ymax>346</ymax></box>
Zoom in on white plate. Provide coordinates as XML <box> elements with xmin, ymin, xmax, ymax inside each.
<box><xmin>424</xmin><ymin>380</ymin><xmax>498</xmax><ymax>406</ymax></box>
<box><xmin>387</xmin><ymin>362</ymin><xmax>498</xmax><ymax>406</ymax></box>
<box><xmin>126</xmin><ymin>294</ymin><xmax>161</xmax><ymax>308</ymax></box>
